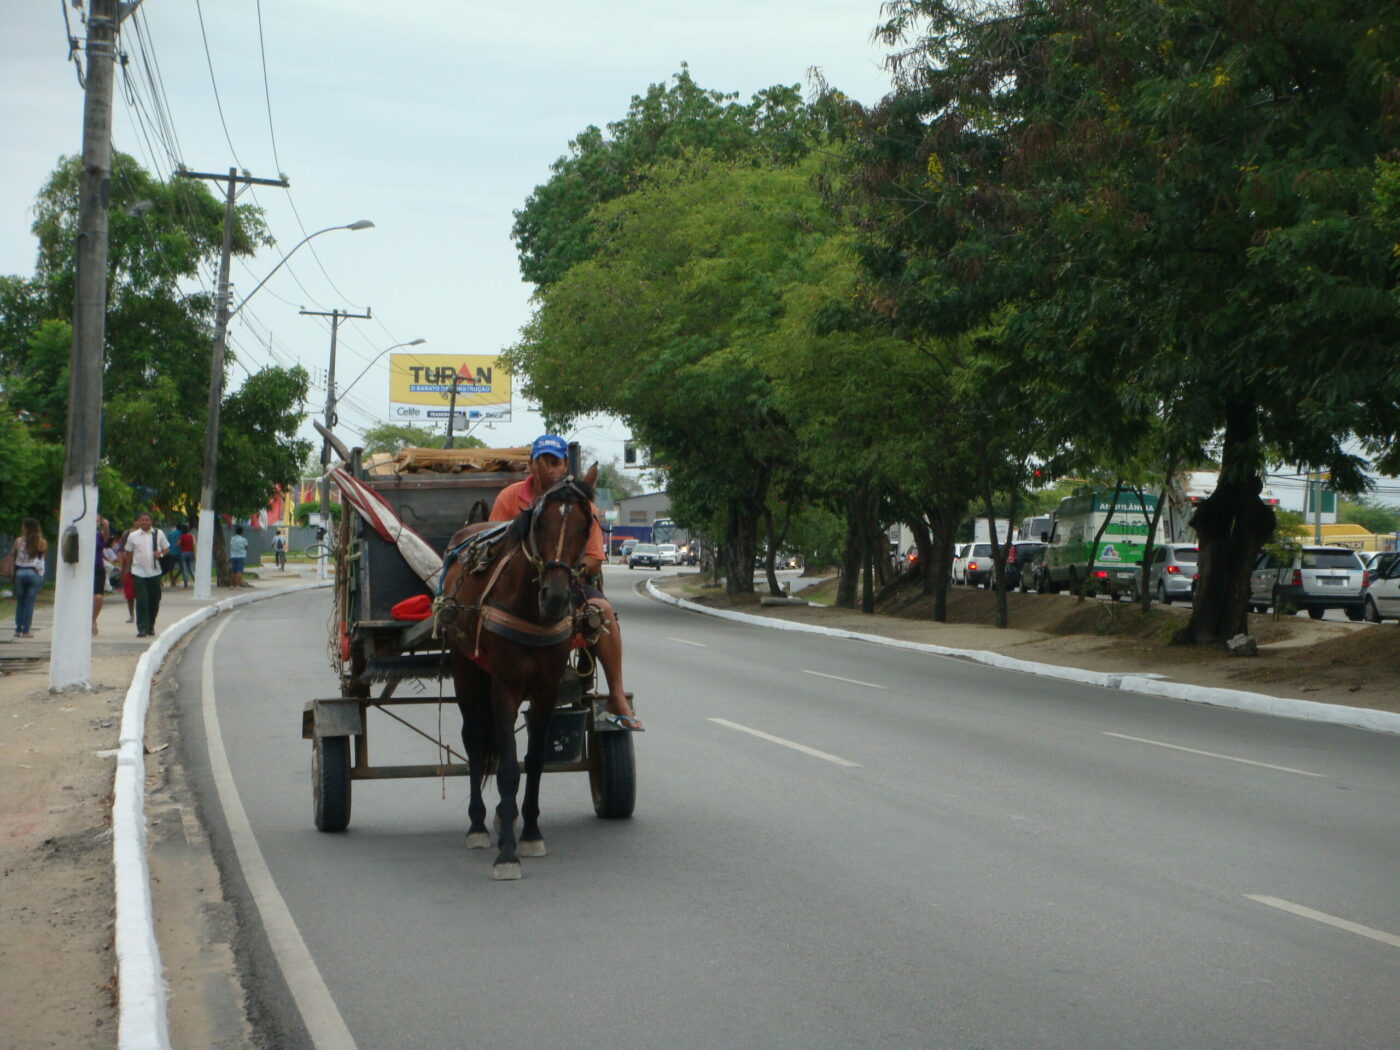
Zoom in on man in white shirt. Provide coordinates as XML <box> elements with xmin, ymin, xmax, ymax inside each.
<box><xmin>122</xmin><ymin>511</ymin><xmax>170</xmax><ymax>637</ymax></box>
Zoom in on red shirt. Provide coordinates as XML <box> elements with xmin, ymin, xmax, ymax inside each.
<box><xmin>490</xmin><ymin>476</ymin><xmax>605</xmax><ymax>563</ymax></box>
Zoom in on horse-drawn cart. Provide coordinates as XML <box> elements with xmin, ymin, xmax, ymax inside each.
<box><xmin>301</xmin><ymin>444</ymin><xmax>636</xmax><ymax>835</ymax></box>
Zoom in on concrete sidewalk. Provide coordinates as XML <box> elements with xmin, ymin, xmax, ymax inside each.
<box><xmin>0</xmin><ymin>563</ymin><xmax>322</xmax><ymax>672</ymax></box>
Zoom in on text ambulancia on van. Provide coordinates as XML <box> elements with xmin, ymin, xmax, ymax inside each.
<box><xmin>1041</xmin><ymin>486</ymin><xmax>1161</xmax><ymax>599</ymax></box>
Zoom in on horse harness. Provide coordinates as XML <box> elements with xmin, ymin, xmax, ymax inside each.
<box><xmin>435</xmin><ymin>476</ymin><xmax>604</xmax><ymax>660</ymax></box>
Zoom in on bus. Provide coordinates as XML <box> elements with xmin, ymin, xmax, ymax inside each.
<box><xmin>1043</xmin><ymin>486</ymin><xmax>1161</xmax><ymax>598</ymax></box>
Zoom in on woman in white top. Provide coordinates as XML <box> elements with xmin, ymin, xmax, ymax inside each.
<box><xmin>9</xmin><ymin>518</ymin><xmax>47</xmax><ymax>639</ymax></box>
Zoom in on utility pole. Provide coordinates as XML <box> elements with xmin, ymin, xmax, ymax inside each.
<box><xmin>443</xmin><ymin>363</ymin><xmax>471</xmax><ymax>449</ymax></box>
<box><xmin>175</xmin><ymin>167</ymin><xmax>290</xmax><ymax>600</ymax></box>
<box><xmin>301</xmin><ymin>307</ymin><xmax>371</xmax><ymax>580</ymax></box>
<box><xmin>51</xmin><ymin>0</ymin><xmax>120</xmax><ymax>690</ymax></box>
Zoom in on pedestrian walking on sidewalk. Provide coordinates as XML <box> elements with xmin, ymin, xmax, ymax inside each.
<box><xmin>8</xmin><ymin>519</ymin><xmax>47</xmax><ymax>639</ymax></box>
<box><xmin>228</xmin><ymin>524</ymin><xmax>248</xmax><ymax>587</ymax></box>
<box><xmin>175</xmin><ymin>522</ymin><xmax>196</xmax><ymax>588</ymax></box>
<box><xmin>122</xmin><ymin>511</ymin><xmax>169</xmax><ymax>637</ymax></box>
<box><xmin>92</xmin><ymin>517</ymin><xmax>109</xmax><ymax>636</ymax></box>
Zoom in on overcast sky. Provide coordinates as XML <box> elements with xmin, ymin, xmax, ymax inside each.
<box><xmin>3</xmin><ymin>0</ymin><xmax>895</xmax><ymax>468</ymax></box>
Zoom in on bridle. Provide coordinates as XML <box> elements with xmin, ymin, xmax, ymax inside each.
<box><xmin>520</xmin><ymin>475</ymin><xmax>592</xmax><ymax>585</ymax></box>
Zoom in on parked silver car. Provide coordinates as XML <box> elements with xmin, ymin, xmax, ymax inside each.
<box><xmin>1248</xmin><ymin>545</ymin><xmax>1366</xmax><ymax>620</ymax></box>
<box><xmin>1146</xmin><ymin>544</ymin><xmax>1198</xmax><ymax>605</ymax></box>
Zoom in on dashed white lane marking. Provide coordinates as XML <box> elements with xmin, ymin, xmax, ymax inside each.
<box><xmin>1246</xmin><ymin>896</ymin><xmax>1400</xmax><ymax>950</ymax></box>
<box><xmin>202</xmin><ymin>616</ymin><xmax>359</xmax><ymax>1050</ymax></box>
<box><xmin>708</xmin><ymin>718</ymin><xmax>861</xmax><ymax>767</ymax></box>
<box><xmin>1102</xmin><ymin>732</ymin><xmax>1325</xmax><ymax>778</ymax></box>
<box><xmin>801</xmin><ymin>669</ymin><xmax>887</xmax><ymax>690</ymax></box>
<box><xmin>666</xmin><ymin>636</ymin><xmax>708</xmax><ymax>647</ymax></box>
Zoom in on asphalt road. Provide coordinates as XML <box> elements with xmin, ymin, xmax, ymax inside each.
<box><xmin>171</xmin><ymin>566</ymin><xmax>1400</xmax><ymax>1049</ymax></box>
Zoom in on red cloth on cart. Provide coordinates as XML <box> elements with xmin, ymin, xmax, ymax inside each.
<box><xmin>390</xmin><ymin>594</ymin><xmax>433</xmax><ymax>621</ymax></box>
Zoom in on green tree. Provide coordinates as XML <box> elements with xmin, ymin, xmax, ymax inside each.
<box><xmin>512</xmin><ymin>66</ymin><xmax>845</xmax><ymax>287</ymax></box>
<box><xmin>593</xmin><ymin>458</ymin><xmax>642</xmax><ymax>499</ymax></box>
<box><xmin>358</xmin><ymin>423</ymin><xmax>473</xmax><ymax>455</ymax></box>
<box><xmin>3</xmin><ymin>152</ymin><xmax>304</xmax><ymax>524</ymax></box>
<box><xmin>1339</xmin><ymin>497</ymin><xmax>1400</xmax><ymax>537</ymax></box>
<box><xmin>865</xmin><ymin>0</ymin><xmax>1400</xmax><ymax>644</ymax></box>
<box><xmin>507</xmin><ymin>157</ymin><xmax>842</xmax><ymax>593</ymax></box>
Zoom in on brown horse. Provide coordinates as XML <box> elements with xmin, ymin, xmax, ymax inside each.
<box><xmin>436</xmin><ymin>466</ymin><xmax>599</xmax><ymax>880</ymax></box>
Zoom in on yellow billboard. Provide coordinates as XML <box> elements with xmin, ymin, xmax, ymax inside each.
<box><xmin>387</xmin><ymin>353</ymin><xmax>511</xmax><ymax>425</ymax></box>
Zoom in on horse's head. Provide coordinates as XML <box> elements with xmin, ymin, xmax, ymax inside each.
<box><xmin>516</xmin><ymin>464</ymin><xmax>599</xmax><ymax>623</ymax></box>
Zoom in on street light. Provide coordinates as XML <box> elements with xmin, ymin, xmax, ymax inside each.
<box><xmin>338</xmin><ymin>337</ymin><xmax>426</xmax><ymax>400</ymax></box>
<box><xmin>228</xmin><ymin>221</ymin><xmax>374</xmax><ymax>323</ymax></box>
<box><xmin>313</xmin><ymin>336</ymin><xmax>425</xmax><ymax>581</ymax></box>
<box><xmin>191</xmin><ymin>218</ymin><xmax>374</xmax><ymax>601</ymax></box>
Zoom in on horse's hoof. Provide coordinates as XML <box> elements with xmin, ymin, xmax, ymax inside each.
<box><xmin>517</xmin><ymin>839</ymin><xmax>547</xmax><ymax>858</ymax></box>
<box><xmin>465</xmin><ymin>831</ymin><xmax>491</xmax><ymax>849</ymax></box>
<box><xmin>492</xmin><ymin>861</ymin><xmax>523</xmax><ymax>881</ymax></box>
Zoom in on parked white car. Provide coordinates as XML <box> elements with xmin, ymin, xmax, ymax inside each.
<box><xmin>950</xmin><ymin>543</ymin><xmax>970</xmax><ymax>583</ymax></box>
<box><xmin>1362</xmin><ymin>553</ymin><xmax>1400</xmax><ymax>622</ymax></box>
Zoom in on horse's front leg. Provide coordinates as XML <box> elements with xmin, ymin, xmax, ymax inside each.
<box><xmin>517</xmin><ymin>702</ymin><xmax>552</xmax><ymax>858</ymax></box>
<box><xmin>492</xmin><ymin>685</ymin><xmax>524</xmax><ymax>881</ymax></box>
<box><xmin>454</xmin><ymin>662</ymin><xmax>491</xmax><ymax>850</ymax></box>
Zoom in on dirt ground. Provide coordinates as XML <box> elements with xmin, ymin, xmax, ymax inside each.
<box><xmin>3</xmin><ymin>571</ymin><xmax>1398</xmax><ymax>1050</ymax></box>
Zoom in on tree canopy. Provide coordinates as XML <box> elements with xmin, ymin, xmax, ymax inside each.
<box><xmin>0</xmin><ymin>152</ymin><xmax>308</xmax><ymax>531</ymax></box>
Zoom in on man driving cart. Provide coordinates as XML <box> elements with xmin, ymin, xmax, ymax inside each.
<box><xmin>489</xmin><ymin>434</ymin><xmax>644</xmax><ymax>731</ymax></box>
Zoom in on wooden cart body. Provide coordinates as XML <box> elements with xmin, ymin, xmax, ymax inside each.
<box><xmin>302</xmin><ymin>449</ymin><xmax>635</xmax><ymax>831</ymax></box>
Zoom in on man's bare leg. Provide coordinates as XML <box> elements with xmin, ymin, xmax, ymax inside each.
<box><xmin>591</xmin><ymin>599</ymin><xmax>641</xmax><ymax>728</ymax></box>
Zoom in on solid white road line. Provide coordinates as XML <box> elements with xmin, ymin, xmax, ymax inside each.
<box><xmin>202</xmin><ymin>616</ymin><xmax>359</xmax><ymax>1050</ymax></box>
<box><xmin>708</xmin><ymin>718</ymin><xmax>861</xmax><ymax>767</ymax></box>
<box><xmin>801</xmin><ymin>669</ymin><xmax>887</xmax><ymax>690</ymax></box>
<box><xmin>666</xmin><ymin>636</ymin><xmax>708</xmax><ymax>647</ymax></box>
<box><xmin>1246</xmin><ymin>895</ymin><xmax>1400</xmax><ymax>950</ymax></box>
<box><xmin>1102</xmin><ymin>732</ymin><xmax>1326</xmax><ymax>777</ymax></box>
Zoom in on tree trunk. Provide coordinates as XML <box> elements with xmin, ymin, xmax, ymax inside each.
<box><xmin>837</xmin><ymin>500</ymin><xmax>861</xmax><ymax>609</ymax></box>
<box><xmin>924</xmin><ymin>495</ymin><xmax>961</xmax><ymax>623</ymax></box>
<box><xmin>1078</xmin><ymin>477</ymin><xmax>1123</xmax><ymax>603</ymax></box>
<box><xmin>722</xmin><ymin>499</ymin><xmax>759</xmax><ymax>596</ymax></box>
<box><xmin>1134</xmin><ymin>470</ymin><xmax>1175</xmax><ymax>612</ymax></box>
<box><xmin>213</xmin><ymin>519</ymin><xmax>229</xmax><ymax>587</ymax></box>
<box><xmin>761</xmin><ymin>505</ymin><xmax>781</xmax><ymax>595</ymax></box>
<box><xmin>977</xmin><ymin>448</ymin><xmax>1011</xmax><ymax>628</ymax></box>
<box><xmin>907</xmin><ymin>517</ymin><xmax>933</xmax><ymax>591</ymax></box>
<box><xmin>859</xmin><ymin>487</ymin><xmax>877</xmax><ymax>614</ymax></box>
<box><xmin>1177</xmin><ymin>403</ymin><xmax>1274</xmax><ymax>645</ymax></box>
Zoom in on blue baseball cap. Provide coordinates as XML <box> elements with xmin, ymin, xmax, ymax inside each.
<box><xmin>530</xmin><ymin>434</ymin><xmax>568</xmax><ymax>460</ymax></box>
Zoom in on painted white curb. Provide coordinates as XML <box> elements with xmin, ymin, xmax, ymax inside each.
<box><xmin>115</xmin><ymin>582</ymin><xmax>331</xmax><ymax>1050</ymax></box>
<box><xmin>646</xmin><ymin>581</ymin><xmax>1400</xmax><ymax>737</ymax></box>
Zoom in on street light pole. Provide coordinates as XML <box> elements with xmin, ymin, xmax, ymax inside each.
<box><xmin>301</xmin><ymin>307</ymin><xmax>374</xmax><ymax>581</ymax></box>
<box><xmin>336</xmin><ymin>337</ymin><xmax>426</xmax><ymax>401</ymax></box>
<box><xmin>189</xmin><ymin>219</ymin><xmax>373</xmax><ymax>600</ymax></box>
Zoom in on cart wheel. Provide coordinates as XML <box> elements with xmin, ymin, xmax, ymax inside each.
<box><xmin>590</xmin><ymin>730</ymin><xmax>636</xmax><ymax>819</ymax></box>
<box><xmin>313</xmin><ymin>735</ymin><xmax>352</xmax><ymax>832</ymax></box>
